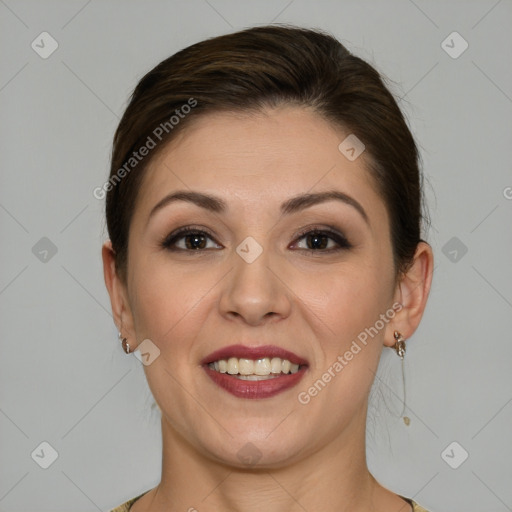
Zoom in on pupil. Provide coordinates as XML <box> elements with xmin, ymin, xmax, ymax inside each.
<box><xmin>186</xmin><ymin>234</ymin><xmax>206</xmax><ymax>249</ymax></box>
<box><xmin>308</xmin><ymin>233</ymin><xmax>327</xmax><ymax>250</ymax></box>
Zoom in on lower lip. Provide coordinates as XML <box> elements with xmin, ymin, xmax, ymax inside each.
<box><xmin>203</xmin><ymin>365</ymin><xmax>307</xmax><ymax>399</ymax></box>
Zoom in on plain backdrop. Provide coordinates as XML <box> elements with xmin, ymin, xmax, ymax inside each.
<box><xmin>1</xmin><ymin>1</ymin><xmax>511</xmax><ymax>511</ymax></box>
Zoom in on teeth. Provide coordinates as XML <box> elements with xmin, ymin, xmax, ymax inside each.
<box><xmin>238</xmin><ymin>358</ymin><xmax>254</xmax><ymax>375</ymax></box>
<box><xmin>218</xmin><ymin>359</ymin><xmax>227</xmax><ymax>373</ymax></box>
<box><xmin>254</xmin><ymin>357</ymin><xmax>271</xmax><ymax>375</ymax></box>
<box><xmin>208</xmin><ymin>357</ymin><xmax>301</xmax><ymax>376</ymax></box>
<box><xmin>270</xmin><ymin>357</ymin><xmax>282</xmax><ymax>374</ymax></box>
<box><xmin>237</xmin><ymin>374</ymin><xmax>280</xmax><ymax>381</ymax></box>
<box><xmin>227</xmin><ymin>357</ymin><xmax>239</xmax><ymax>375</ymax></box>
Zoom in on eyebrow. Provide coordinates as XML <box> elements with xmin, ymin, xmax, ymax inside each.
<box><xmin>148</xmin><ymin>189</ymin><xmax>369</xmax><ymax>226</ymax></box>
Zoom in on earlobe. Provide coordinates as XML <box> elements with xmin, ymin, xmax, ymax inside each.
<box><xmin>384</xmin><ymin>241</ymin><xmax>434</xmax><ymax>346</ymax></box>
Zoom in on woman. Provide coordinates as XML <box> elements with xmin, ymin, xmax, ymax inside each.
<box><xmin>103</xmin><ymin>25</ymin><xmax>433</xmax><ymax>512</ymax></box>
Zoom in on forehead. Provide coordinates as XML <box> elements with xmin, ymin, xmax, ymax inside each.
<box><xmin>135</xmin><ymin>106</ymin><xmax>386</xmax><ymax>220</ymax></box>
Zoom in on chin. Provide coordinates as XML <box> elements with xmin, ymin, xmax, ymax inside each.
<box><xmin>194</xmin><ymin>420</ymin><xmax>309</xmax><ymax>469</ymax></box>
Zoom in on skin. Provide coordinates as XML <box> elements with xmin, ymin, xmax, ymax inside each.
<box><xmin>103</xmin><ymin>106</ymin><xmax>433</xmax><ymax>512</ymax></box>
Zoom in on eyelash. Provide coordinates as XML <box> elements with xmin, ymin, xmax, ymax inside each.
<box><xmin>293</xmin><ymin>226</ymin><xmax>352</xmax><ymax>253</ymax></box>
<box><xmin>160</xmin><ymin>225</ymin><xmax>352</xmax><ymax>254</ymax></box>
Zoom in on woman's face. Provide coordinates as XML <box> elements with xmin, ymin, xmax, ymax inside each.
<box><xmin>118</xmin><ymin>106</ymin><xmax>402</xmax><ymax>467</ymax></box>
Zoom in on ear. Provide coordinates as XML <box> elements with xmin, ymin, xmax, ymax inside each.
<box><xmin>102</xmin><ymin>240</ymin><xmax>137</xmax><ymax>349</ymax></box>
<box><xmin>384</xmin><ymin>241</ymin><xmax>434</xmax><ymax>347</ymax></box>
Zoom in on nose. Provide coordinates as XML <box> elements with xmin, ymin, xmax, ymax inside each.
<box><xmin>218</xmin><ymin>246</ymin><xmax>292</xmax><ymax>326</ymax></box>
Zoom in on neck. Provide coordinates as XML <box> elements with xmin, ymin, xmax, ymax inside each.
<box><xmin>145</xmin><ymin>408</ymin><xmax>385</xmax><ymax>512</ymax></box>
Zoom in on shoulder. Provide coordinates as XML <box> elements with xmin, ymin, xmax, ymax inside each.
<box><xmin>399</xmin><ymin>494</ymin><xmax>430</xmax><ymax>512</ymax></box>
<box><xmin>410</xmin><ymin>499</ymin><xmax>431</xmax><ymax>512</ymax></box>
<box><xmin>109</xmin><ymin>490</ymin><xmax>150</xmax><ymax>512</ymax></box>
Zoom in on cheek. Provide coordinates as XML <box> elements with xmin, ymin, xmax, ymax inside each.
<box><xmin>294</xmin><ymin>266</ymin><xmax>393</xmax><ymax>414</ymax></box>
<box><xmin>128</xmin><ymin>256</ymin><xmax>219</xmax><ymax>348</ymax></box>
<box><xmin>294</xmin><ymin>260</ymin><xmax>392</xmax><ymax>342</ymax></box>
<box><xmin>126</xmin><ymin>259</ymin><xmax>220</xmax><ymax>428</ymax></box>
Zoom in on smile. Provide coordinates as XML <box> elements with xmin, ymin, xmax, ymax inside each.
<box><xmin>202</xmin><ymin>345</ymin><xmax>308</xmax><ymax>399</ymax></box>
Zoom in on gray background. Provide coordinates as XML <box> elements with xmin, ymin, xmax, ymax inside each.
<box><xmin>1</xmin><ymin>1</ymin><xmax>511</xmax><ymax>511</ymax></box>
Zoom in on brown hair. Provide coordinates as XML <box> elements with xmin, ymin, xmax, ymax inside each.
<box><xmin>106</xmin><ymin>24</ymin><xmax>428</xmax><ymax>281</ymax></box>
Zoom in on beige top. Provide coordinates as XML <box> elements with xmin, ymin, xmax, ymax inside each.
<box><xmin>110</xmin><ymin>491</ymin><xmax>430</xmax><ymax>511</ymax></box>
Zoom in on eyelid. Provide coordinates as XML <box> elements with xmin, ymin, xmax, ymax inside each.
<box><xmin>161</xmin><ymin>225</ymin><xmax>222</xmax><ymax>250</ymax></box>
<box><xmin>290</xmin><ymin>224</ymin><xmax>352</xmax><ymax>249</ymax></box>
<box><xmin>293</xmin><ymin>224</ymin><xmax>346</xmax><ymax>239</ymax></box>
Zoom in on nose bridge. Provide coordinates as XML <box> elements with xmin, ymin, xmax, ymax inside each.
<box><xmin>219</xmin><ymin>238</ymin><xmax>290</xmax><ymax>324</ymax></box>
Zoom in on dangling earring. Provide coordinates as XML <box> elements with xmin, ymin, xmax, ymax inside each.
<box><xmin>393</xmin><ymin>331</ymin><xmax>410</xmax><ymax>426</ymax></box>
<box><xmin>118</xmin><ymin>332</ymin><xmax>130</xmax><ymax>354</ymax></box>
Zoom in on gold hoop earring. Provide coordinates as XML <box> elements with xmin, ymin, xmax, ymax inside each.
<box><xmin>393</xmin><ymin>331</ymin><xmax>410</xmax><ymax>426</ymax></box>
<box><xmin>118</xmin><ymin>332</ymin><xmax>130</xmax><ymax>354</ymax></box>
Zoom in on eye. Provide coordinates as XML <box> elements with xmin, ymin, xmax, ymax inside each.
<box><xmin>291</xmin><ymin>228</ymin><xmax>351</xmax><ymax>252</ymax></box>
<box><xmin>161</xmin><ymin>227</ymin><xmax>222</xmax><ymax>251</ymax></box>
<box><xmin>161</xmin><ymin>226</ymin><xmax>351</xmax><ymax>253</ymax></box>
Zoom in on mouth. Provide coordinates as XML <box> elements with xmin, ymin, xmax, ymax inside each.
<box><xmin>201</xmin><ymin>345</ymin><xmax>308</xmax><ymax>399</ymax></box>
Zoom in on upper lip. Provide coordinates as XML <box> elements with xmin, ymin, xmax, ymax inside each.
<box><xmin>201</xmin><ymin>344</ymin><xmax>308</xmax><ymax>366</ymax></box>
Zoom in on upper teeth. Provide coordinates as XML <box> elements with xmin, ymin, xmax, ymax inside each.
<box><xmin>209</xmin><ymin>357</ymin><xmax>300</xmax><ymax>376</ymax></box>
